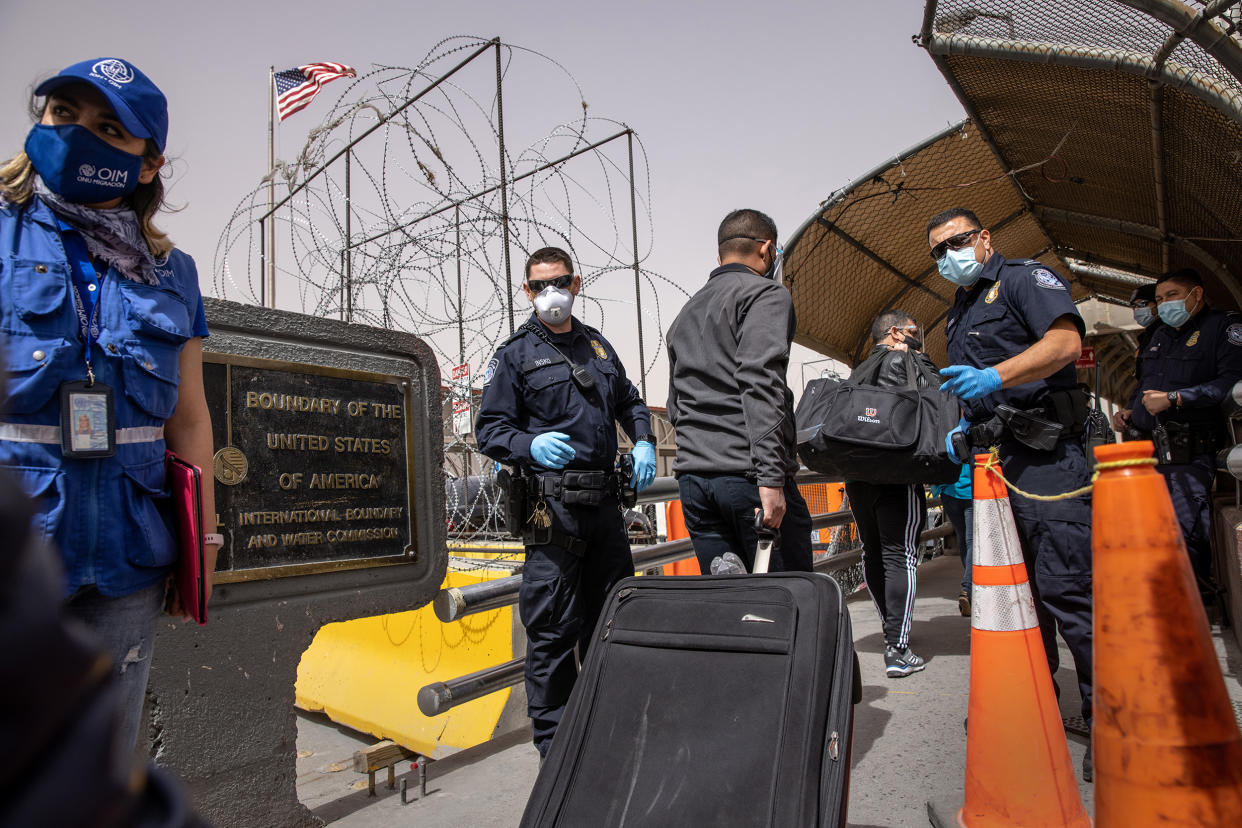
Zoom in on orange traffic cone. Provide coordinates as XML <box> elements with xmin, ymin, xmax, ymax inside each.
<box><xmin>663</xmin><ymin>500</ymin><xmax>700</xmax><ymax>575</ymax></box>
<box><xmin>928</xmin><ymin>454</ymin><xmax>1089</xmax><ymax>827</ymax></box>
<box><xmin>1093</xmin><ymin>441</ymin><xmax>1242</xmax><ymax>825</ymax></box>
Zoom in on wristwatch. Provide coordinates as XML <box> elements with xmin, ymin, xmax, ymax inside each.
<box><xmin>1167</xmin><ymin>391</ymin><xmax>1180</xmax><ymax>407</ymax></box>
<box><xmin>635</xmin><ymin>433</ymin><xmax>655</xmax><ymax>445</ymax></box>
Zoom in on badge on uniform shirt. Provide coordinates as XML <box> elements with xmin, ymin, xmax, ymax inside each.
<box><xmin>590</xmin><ymin>339</ymin><xmax>608</xmax><ymax>360</ymax></box>
<box><xmin>1227</xmin><ymin>324</ymin><xmax>1242</xmax><ymax>346</ymax></box>
<box><xmin>483</xmin><ymin>357</ymin><xmax>499</xmax><ymax>385</ymax></box>
<box><xmin>985</xmin><ymin>282</ymin><xmax>1001</xmax><ymax>304</ymax></box>
<box><xmin>1187</xmin><ymin>331</ymin><xmax>1200</xmax><ymax>347</ymax></box>
<box><xmin>1032</xmin><ymin>269</ymin><xmax>1065</xmax><ymax>290</ymax></box>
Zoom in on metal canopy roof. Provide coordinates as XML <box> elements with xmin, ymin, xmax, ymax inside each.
<box><xmin>783</xmin><ymin>0</ymin><xmax>1242</xmax><ymax>401</ymax></box>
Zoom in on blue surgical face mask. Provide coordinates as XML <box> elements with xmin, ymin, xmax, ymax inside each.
<box><xmin>1158</xmin><ymin>296</ymin><xmax>1197</xmax><ymax>328</ymax></box>
<box><xmin>24</xmin><ymin>123</ymin><xmax>144</xmax><ymax>204</ymax></box>
<box><xmin>764</xmin><ymin>244</ymin><xmax>783</xmax><ymax>281</ymax></box>
<box><xmin>1133</xmin><ymin>306</ymin><xmax>1155</xmax><ymax>327</ymax></box>
<box><xmin>937</xmin><ymin>244</ymin><xmax>983</xmax><ymax>287</ymax></box>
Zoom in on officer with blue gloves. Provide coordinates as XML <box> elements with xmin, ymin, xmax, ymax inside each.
<box><xmin>1114</xmin><ymin>269</ymin><xmax>1242</xmax><ymax>593</ymax></box>
<box><xmin>929</xmin><ymin>208</ymin><xmax>1095</xmax><ymax>780</ymax></box>
<box><xmin>475</xmin><ymin>246</ymin><xmax>654</xmax><ymax>759</ymax></box>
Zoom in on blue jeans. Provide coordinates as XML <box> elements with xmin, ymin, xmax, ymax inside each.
<box><xmin>65</xmin><ymin>581</ymin><xmax>164</xmax><ymax>752</ymax></box>
<box><xmin>677</xmin><ymin>475</ymin><xmax>813</xmax><ymax>573</ymax></box>
<box><xmin>940</xmin><ymin>494</ymin><xmax>973</xmax><ymax>592</ymax></box>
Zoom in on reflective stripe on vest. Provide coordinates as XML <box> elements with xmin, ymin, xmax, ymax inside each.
<box><xmin>0</xmin><ymin>422</ymin><xmax>164</xmax><ymax>444</ymax></box>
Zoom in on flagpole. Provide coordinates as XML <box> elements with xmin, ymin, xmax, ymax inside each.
<box><xmin>267</xmin><ymin>66</ymin><xmax>277</xmax><ymax>308</ymax></box>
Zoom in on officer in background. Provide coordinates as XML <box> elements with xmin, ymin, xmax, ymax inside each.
<box><xmin>1112</xmin><ymin>268</ymin><xmax>1242</xmax><ymax>591</ymax></box>
<box><xmin>475</xmin><ymin>246</ymin><xmax>656</xmax><ymax>760</ymax></box>
<box><xmin>928</xmin><ymin>207</ymin><xmax>1094</xmax><ymax>780</ymax></box>
<box><xmin>1111</xmin><ymin>282</ymin><xmax>1160</xmax><ymax>436</ymax></box>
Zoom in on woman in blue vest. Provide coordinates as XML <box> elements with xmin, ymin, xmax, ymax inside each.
<box><xmin>0</xmin><ymin>57</ymin><xmax>217</xmax><ymax>751</ymax></box>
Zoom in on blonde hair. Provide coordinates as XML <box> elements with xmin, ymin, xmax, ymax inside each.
<box><xmin>1</xmin><ymin>102</ymin><xmax>175</xmax><ymax>258</ymax></box>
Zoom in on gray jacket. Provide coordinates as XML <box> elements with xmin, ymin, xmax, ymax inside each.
<box><xmin>666</xmin><ymin>263</ymin><xmax>798</xmax><ymax>486</ymax></box>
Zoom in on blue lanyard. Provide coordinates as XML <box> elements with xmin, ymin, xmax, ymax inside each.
<box><xmin>58</xmin><ymin>226</ymin><xmax>103</xmax><ymax>385</ymax></box>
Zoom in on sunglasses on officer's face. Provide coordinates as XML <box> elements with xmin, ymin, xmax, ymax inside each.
<box><xmin>929</xmin><ymin>229</ymin><xmax>981</xmax><ymax>260</ymax></box>
<box><xmin>527</xmin><ymin>273</ymin><xmax>574</xmax><ymax>292</ymax></box>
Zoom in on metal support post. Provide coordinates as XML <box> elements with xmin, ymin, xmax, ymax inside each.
<box><xmin>627</xmin><ymin>131</ymin><xmax>647</xmax><ymax>398</ymax></box>
<box><xmin>495</xmin><ymin>40</ymin><xmax>514</xmax><ymax>334</ymax></box>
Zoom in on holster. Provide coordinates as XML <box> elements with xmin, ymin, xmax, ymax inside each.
<box><xmin>496</xmin><ymin>467</ymin><xmax>529</xmax><ymax>540</ymax></box>
<box><xmin>535</xmin><ymin>470</ymin><xmax>618</xmax><ymax>507</ymax></box>
<box><xmin>616</xmin><ymin>453</ymin><xmax>638</xmax><ymax>509</ymax></box>
<box><xmin>995</xmin><ymin>404</ymin><xmax>1063</xmax><ymax>451</ymax></box>
<box><xmin>1153</xmin><ymin>420</ymin><xmax>1220</xmax><ymax>465</ymax></box>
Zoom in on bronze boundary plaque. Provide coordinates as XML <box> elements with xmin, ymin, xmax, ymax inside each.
<box><xmin>205</xmin><ymin>352</ymin><xmax>420</xmax><ymax>583</ymax></box>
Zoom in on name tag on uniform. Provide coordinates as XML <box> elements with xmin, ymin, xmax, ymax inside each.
<box><xmin>59</xmin><ymin>381</ymin><xmax>115</xmax><ymax>458</ymax></box>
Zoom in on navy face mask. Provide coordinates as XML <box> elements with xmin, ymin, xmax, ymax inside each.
<box><xmin>24</xmin><ymin>123</ymin><xmax>143</xmax><ymax>204</ymax></box>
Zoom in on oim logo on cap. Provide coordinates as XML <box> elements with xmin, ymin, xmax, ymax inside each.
<box><xmin>92</xmin><ymin>59</ymin><xmax>135</xmax><ymax>85</ymax></box>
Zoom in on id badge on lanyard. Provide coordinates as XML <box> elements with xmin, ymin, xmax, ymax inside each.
<box><xmin>59</xmin><ymin>230</ymin><xmax>115</xmax><ymax>458</ymax></box>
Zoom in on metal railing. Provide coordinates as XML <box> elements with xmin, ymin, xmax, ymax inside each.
<box><xmin>420</xmin><ymin>516</ymin><xmax>954</xmax><ymax>716</ymax></box>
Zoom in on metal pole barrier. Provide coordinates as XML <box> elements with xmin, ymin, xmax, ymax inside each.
<box><xmin>418</xmin><ymin>657</ymin><xmax>524</xmax><ymax>716</ymax></box>
<box><xmin>434</xmin><ymin>507</ymin><xmax>859</xmax><ymax>623</ymax></box>
<box><xmin>421</xmin><ymin>524</ymin><xmax>954</xmax><ymax>716</ymax></box>
<box><xmin>258</xmin><ymin>218</ymin><xmax>266</xmax><ymax>307</ymax></box>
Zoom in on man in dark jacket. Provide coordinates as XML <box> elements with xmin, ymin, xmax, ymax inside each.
<box><xmin>666</xmin><ymin>208</ymin><xmax>813</xmax><ymax>573</ymax></box>
<box><xmin>845</xmin><ymin>310</ymin><xmax>933</xmax><ymax>677</ymax></box>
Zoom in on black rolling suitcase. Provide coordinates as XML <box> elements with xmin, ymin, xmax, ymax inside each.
<box><xmin>520</xmin><ymin>572</ymin><xmax>859</xmax><ymax>827</ymax></box>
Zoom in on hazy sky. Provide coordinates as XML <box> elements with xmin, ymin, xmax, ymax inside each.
<box><xmin>0</xmin><ymin>0</ymin><xmax>963</xmax><ymax>405</ymax></box>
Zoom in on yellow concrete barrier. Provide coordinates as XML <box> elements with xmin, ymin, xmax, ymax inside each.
<box><xmin>296</xmin><ymin>554</ymin><xmax>521</xmax><ymax>758</ymax></box>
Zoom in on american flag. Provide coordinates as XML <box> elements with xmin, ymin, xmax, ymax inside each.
<box><xmin>274</xmin><ymin>62</ymin><xmax>356</xmax><ymax>121</ymax></box>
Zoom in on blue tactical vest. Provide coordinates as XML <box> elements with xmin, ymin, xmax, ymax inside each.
<box><xmin>0</xmin><ymin>196</ymin><xmax>203</xmax><ymax>597</ymax></box>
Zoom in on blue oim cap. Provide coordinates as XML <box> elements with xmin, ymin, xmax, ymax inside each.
<box><xmin>35</xmin><ymin>58</ymin><xmax>168</xmax><ymax>152</ymax></box>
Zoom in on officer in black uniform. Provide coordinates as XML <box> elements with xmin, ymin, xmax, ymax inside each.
<box><xmin>475</xmin><ymin>246</ymin><xmax>655</xmax><ymax>759</ymax></box>
<box><xmin>928</xmin><ymin>208</ymin><xmax>1094</xmax><ymax>777</ymax></box>
<box><xmin>1113</xmin><ymin>268</ymin><xmax>1242</xmax><ymax>589</ymax></box>
<box><xmin>1112</xmin><ymin>283</ymin><xmax>1161</xmax><ymax>438</ymax></box>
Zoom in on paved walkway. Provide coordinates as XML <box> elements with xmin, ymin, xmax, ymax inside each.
<box><xmin>295</xmin><ymin>554</ymin><xmax>1242</xmax><ymax>827</ymax></box>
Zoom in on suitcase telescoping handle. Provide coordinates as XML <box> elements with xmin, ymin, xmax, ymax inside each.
<box><xmin>753</xmin><ymin>510</ymin><xmax>778</xmax><ymax>574</ymax></box>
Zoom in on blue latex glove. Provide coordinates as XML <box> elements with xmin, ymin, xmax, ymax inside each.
<box><xmin>631</xmin><ymin>441</ymin><xmax>657</xmax><ymax>492</ymax></box>
<box><xmin>530</xmin><ymin>432</ymin><xmax>575</xmax><ymax>468</ymax></box>
<box><xmin>945</xmin><ymin>416</ymin><xmax>969</xmax><ymax>464</ymax></box>
<box><xmin>939</xmin><ymin>365</ymin><xmax>1002</xmax><ymax>401</ymax></box>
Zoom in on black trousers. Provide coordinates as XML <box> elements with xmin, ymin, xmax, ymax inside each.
<box><xmin>1157</xmin><ymin>454</ymin><xmax>1216</xmax><ymax>587</ymax></box>
<box><xmin>519</xmin><ymin>492</ymin><xmax>634</xmax><ymax>755</ymax></box>
<box><xmin>995</xmin><ymin>438</ymin><xmax>1093</xmax><ymax>724</ymax></box>
<box><xmin>845</xmin><ymin>481</ymin><xmax>925</xmax><ymax>650</ymax></box>
<box><xmin>677</xmin><ymin>474</ymin><xmax>814</xmax><ymax>573</ymax></box>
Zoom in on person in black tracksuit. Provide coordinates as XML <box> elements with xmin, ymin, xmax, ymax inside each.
<box><xmin>666</xmin><ymin>208</ymin><xmax>813</xmax><ymax>574</ymax></box>
<box><xmin>845</xmin><ymin>310</ymin><xmax>934</xmax><ymax>678</ymax></box>
<box><xmin>1113</xmin><ymin>269</ymin><xmax>1242</xmax><ymax>591</ymax></box>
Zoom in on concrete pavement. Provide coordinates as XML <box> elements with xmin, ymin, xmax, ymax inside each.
<box><xmin>294</xmin><ymin>553</ymin><xmax>1241</xmax><ymax>826</ymax></box>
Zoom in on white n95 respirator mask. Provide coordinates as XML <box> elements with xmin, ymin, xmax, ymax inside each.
<box><xmin>534</xmin><ymin>286</ymin><xmax>574</xmax><ymax>325</ymax></box>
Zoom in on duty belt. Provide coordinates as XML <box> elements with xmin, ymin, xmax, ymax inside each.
<box><xmin>0</xmin><ymin>422</ymin><xmax>165</xmax><ymax>445</ymax></box>
<box><xmin>535</xmin><ymin>470</ymin><xmax>619</xmax><ymax>498</ymax></box>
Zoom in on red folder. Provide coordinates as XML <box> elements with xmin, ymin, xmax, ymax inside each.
<box><xmin>165</xmin><ymin>451</ymin><xmax>208</xmax><ymax>625</ymax></box>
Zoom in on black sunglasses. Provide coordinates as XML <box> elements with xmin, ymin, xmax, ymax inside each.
<box><xmin>527</xmin><ymin>273</ymin><xmax>573</xmax><ymax>292</ymax></box>
<box><xmin>930</xmin><ymin>229</ymin><xmax>980</xmax><ymax>261</ymax></box>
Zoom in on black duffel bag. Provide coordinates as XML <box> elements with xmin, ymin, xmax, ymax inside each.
<box><xmin>795</xmin><ymin>348</ymin><xmax>961</xmax><ymax>484</ymax></box>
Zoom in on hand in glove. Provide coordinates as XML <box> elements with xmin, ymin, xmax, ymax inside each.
<box><xmin>530</xmin><ymin>432</ymin><xmax>575</xmax><ymax>468</ymax></box>
<box><xmin>939</xmin><ymin>365</ymin><xmax>1002</xmax><ymax>401</ymax></box>
<box><xmin>631</xmin><ymin>441</ymin><xmax>657</xmax><ymax>492</ymax></box>
<box><xmin>945</xmin><ymin>417</ymin><xmax>970</xmax><ymax>464</ymax></box>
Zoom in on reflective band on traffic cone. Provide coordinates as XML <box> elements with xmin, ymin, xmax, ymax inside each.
<box><xmin>929</xmin><ymin>454</ymin><xmax>1089</xmax><ymax>827</ymax></box>
<box><xmin>1093</xmin><ymin>441</ymin><xmax>1242</xmax><ymax>826</ymax></box>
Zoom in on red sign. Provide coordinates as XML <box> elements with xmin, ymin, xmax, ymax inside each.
<box><xmin>450</xmin><ymin>363</ymin><xmax>470</xmax><ymax>382</ymax></box>
<box><xmin>1075</xmin><ymin>346</ymin><xmax>1096</xmax><ymax>369</ymax></box>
